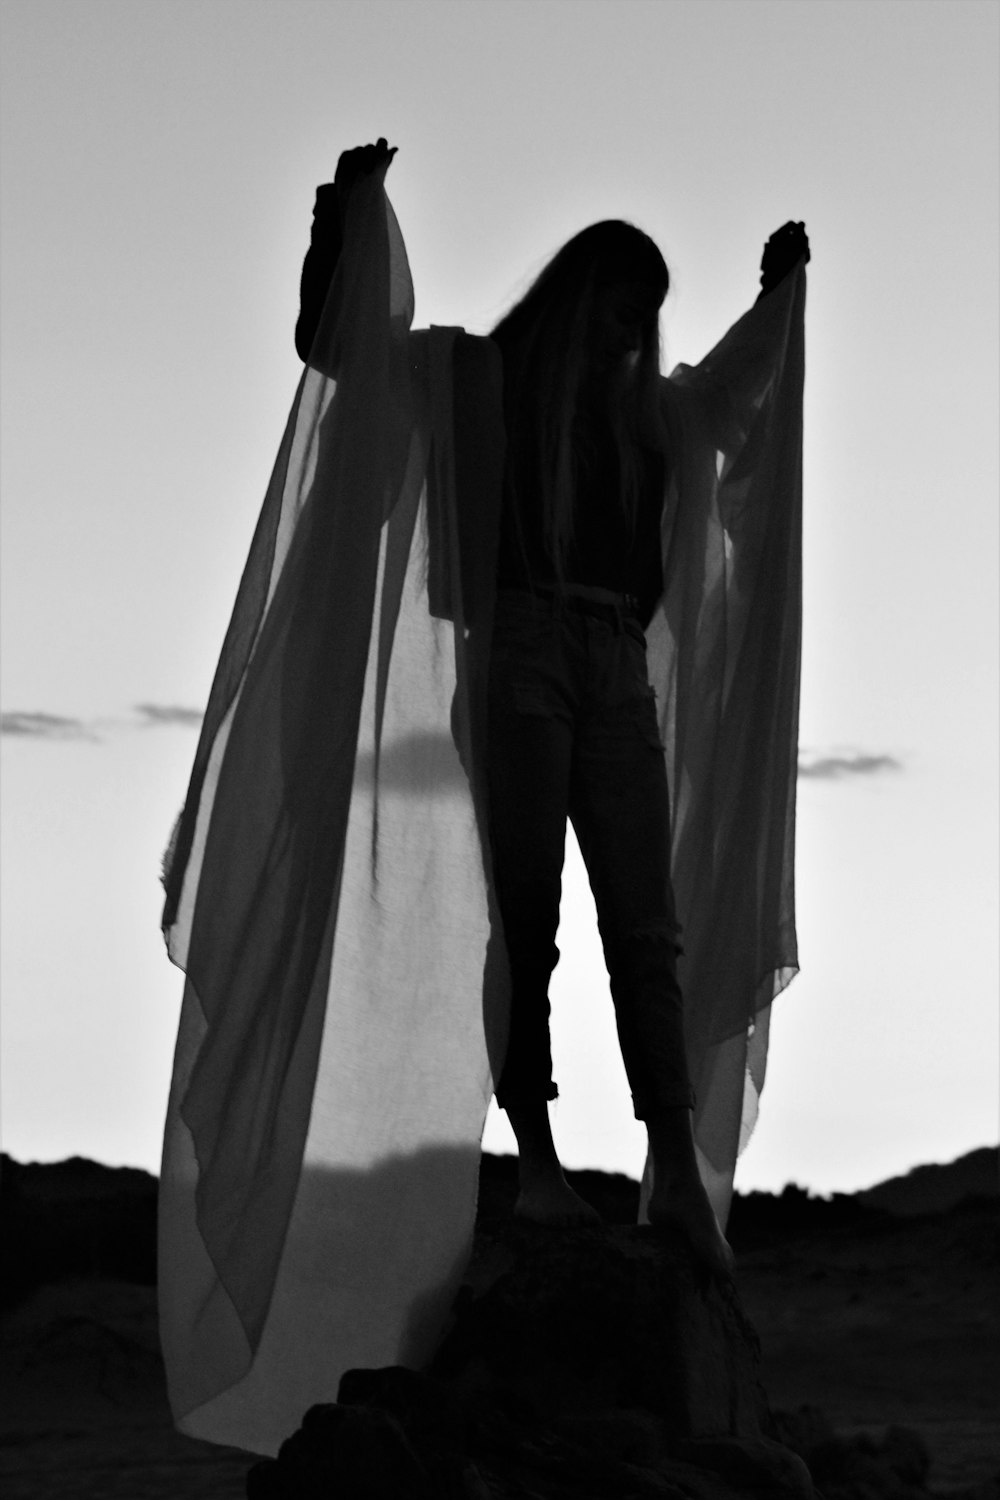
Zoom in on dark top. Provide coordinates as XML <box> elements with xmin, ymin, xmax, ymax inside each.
<box><xmin>296</xmin><ymin>189</ymin><xmax>665</xmax><ymax>628</ymax></box>
<box><xmin>496</xmin><ymin>422</ymin><xmax>665</xmax><ymax>627</ymax></box>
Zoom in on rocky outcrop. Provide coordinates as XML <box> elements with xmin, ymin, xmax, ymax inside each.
<box><xmin>247</xmin><ymin>1219</ymin><xmax>816</xmax><ymax>1498</ymax></box>
<box><xmin>773</xmin><ymin>1405</ymin><xmax>1000</xmax><ymax>1500</ymax></box>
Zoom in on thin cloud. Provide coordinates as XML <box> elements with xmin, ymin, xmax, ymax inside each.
<box><xmin>354</xmin><ymin>732</ymin><xmax>469</xmax><ymax>796</ymax></box>
<box><xmin>2</xmin><ymin>710</ymin><xmax>903</xmax><ymax>789</ymax></box>
<box><xmin>134</xmin><ymin>703</ymin><xmax>204</xmax><ymax>728</ymax></box>
<box><xmin>0</xmin><ymin>711</ymin><xmax>97</xmax><ymax>741</ymax></box>
<box><xmin>798</xmin><ymin>750</ymin><xmax>902</xmax><ymax>780</ymax></box>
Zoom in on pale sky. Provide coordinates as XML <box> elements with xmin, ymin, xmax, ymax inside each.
<box><xmin>2</xmin><ymin>0</ymin><xmax>997</xmax><ymax>1194</ymax></box>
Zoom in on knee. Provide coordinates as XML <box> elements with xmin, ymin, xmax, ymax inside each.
<box><xmin>624</xmin><ymin>922</ymin><xmax>683</xmax><ymax>958</ymax></box>
<box><xmin>609</xmin><ymin>924</ymin><xmax>684</xmax><ymax>988</ymax></box>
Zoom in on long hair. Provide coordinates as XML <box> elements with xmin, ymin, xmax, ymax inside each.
<box><xmin>491</xmin><ymin>221</ymin><xmax>669</xmax><ymax>582</ymax></box>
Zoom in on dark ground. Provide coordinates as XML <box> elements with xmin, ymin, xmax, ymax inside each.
<box><xmin>0</xmin><ymin>1148</ymin><xmax>996</xmax><ymax>1499</ymax></box>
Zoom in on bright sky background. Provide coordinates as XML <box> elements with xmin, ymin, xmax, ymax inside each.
<box><xmin>2</xmin><ymin>0</ymin><xmax>997</xmax><ymax>1196</ymax></box>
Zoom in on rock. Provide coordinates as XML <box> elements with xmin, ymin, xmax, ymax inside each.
<box><xmin>428</xmin><ymin>1219</ymin><xmax>768</xmax><ymax>1440</ymax></box>
<box><xmin>881</xmin><ymin>1424</ymin><xmax>932</xmax><ymax>1487</ymax></box>
<box><xmin>247</xmin><ymin>1218</ymin><xmax>817</xmax><ymax>1498</ymax></box>
<box><xmin>245</xmin><ymin>1397</ymin><xmax>439</xmax><ymax>1499</ymax></box>
<box><xmin>771</xmin><ymin>1403</ymin><xmax>840</xmax><ymax>1459</ymax></box>
<box><xmin>774</xmin><ymin>1406</ymin><xmax>941</xmax><ymax>1498</ymax></box>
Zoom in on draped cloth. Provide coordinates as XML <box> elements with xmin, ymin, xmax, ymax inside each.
<box><xmin>158</xmin><ymin>165</ymin><xmax>805</xmax><ymax>1455</ymax></box>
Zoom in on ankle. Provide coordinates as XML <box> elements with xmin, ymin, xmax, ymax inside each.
<box><xmin>518</xmin><ymin>1159</ymin><xmax>567</xmax><ymax>1193</ymax></box>
<box><xmin>646</xmin><ymin>1107</ymin><xmax>702</xmax><ymax>1189</ymax></box>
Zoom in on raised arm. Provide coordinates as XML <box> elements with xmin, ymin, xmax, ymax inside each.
<box><xmin>665</xmin><ymin>221</ymin><xmax>809</xmax><ymax>456</ymax></box>
<box><xmin>294</xmin><ymin>138</ymin><xmax>398</xmax><ymax>365</ymax></box>
<box><xmin>294</xmin><ymin>184</ymin><xmax>341</xmax><ymax>363</ymax></box>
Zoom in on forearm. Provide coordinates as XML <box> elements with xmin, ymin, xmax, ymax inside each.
<box><xmin>294</xmin><ymin>183</ymin><xmax>343</xmax><ymax>363</ymax></box>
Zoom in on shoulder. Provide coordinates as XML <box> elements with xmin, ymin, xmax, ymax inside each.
<box><xmin>455</xmin><ymin>332</ymin><xmax>503</xmax><ymax>387</ymax></box>
<box><xmin>659</xmin><ymin>371</ymin><xmax>699</xmax><ymax>440</ymax></box>
<box><xmin>407</xmin><ymin>329</ymin><xmax>502</xmax><ymax>383</ymax></box>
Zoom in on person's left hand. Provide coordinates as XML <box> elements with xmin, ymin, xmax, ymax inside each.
<box><xmin>759</xmin><ymin>221</ymin><xmax>810</xmax><ymax>294</ymax></box>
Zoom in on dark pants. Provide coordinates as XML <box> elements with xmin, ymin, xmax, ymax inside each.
<box><xmin>487</xmin><ymin>586</ymin><xmax>694</xmax><ymax>1120</ymax></box>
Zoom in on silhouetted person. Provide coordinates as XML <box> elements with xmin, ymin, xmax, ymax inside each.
<box><xmin>295</xmin><ymin>140</ymin><xmax>808</xmax><ymax>1277</ymax></box>
<box><xmin>299</xmin><ymin>141</ymin><xmax>815</xmax><ymax>1272</ymax></box>
<box><xmin>158</xmin><ymin>135</ymin><xmax>807</xmax><ymax>1451</ymax></box>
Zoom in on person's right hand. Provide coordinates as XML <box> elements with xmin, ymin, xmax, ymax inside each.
<box><xmin>334</xmin><ymin>138</ymin><xmax>397</xmax><ymax>197</ymax></box>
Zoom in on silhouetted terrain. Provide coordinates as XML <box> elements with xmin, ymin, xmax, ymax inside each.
<box><xmin>0</xmin><ymin>1149</ymin><xmax>996</xmax><ymax>1497</ymax></box>
<box><xmin>1</xmin><ymin>1156</ymin><xmax>157</xmax><ymax>1309</ymax></box>
<box><xmin>857</xmin><ymin>1148</ymin><xmax>997</xmax><ymax>1216</ymax></box>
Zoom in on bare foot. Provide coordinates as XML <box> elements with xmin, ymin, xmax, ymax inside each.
<box><xmin>514</xmin><ymin>1174</ymin><xmax>603</xmax><ymax>1228</ymax></box>
<box><xmin>648</xmin><ymin>1178</ymin><xmax>735</xmax><ymax>1278</ymax></box>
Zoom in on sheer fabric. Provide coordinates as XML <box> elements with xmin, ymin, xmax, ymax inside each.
<box><xmin>159</xmin><ymin>167</ymin><xmax>805</xmax><ymax>1454</ymax></box>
